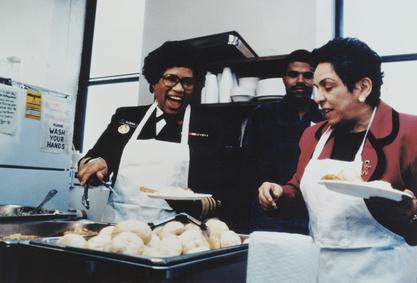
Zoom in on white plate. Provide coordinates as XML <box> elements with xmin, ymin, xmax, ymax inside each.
<box><xmin>318</xmin><ymin>180</ymin><xmax>412</xmax><ymax>201</ymax></box>
<box><xmin>145</xmin><ymin>192</ymin><xmax>212</xmax><ymax>200</ymax></box>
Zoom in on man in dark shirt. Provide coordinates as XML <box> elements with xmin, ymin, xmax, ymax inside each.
<box><xmin>242</xmin><ymin>49</ymin><xmax>324</xmax><ymax>233</ymax></box>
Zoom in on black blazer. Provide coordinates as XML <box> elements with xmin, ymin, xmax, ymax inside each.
<box><xmin>80</xmin><ymin>104</ymin><xmax>224</xmax><ymax>219</ymax></box>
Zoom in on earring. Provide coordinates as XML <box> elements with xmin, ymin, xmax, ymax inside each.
<box><xmin>358</xmin><ymin>96</ymin><xmax>365</xmax><ymax>103</ymax></box>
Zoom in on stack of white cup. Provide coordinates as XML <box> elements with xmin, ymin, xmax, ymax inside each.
<box><xmin>202</xmin><ymin>72</ymin><xmax>219</xmax><ymax>104</ymax></box>
<box><xmin>230</xmin><ymin>77</ymin><xmax>259</xmax><ymax>102</ymax></box>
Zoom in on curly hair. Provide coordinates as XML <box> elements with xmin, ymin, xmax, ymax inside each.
<box><xmin>312</xmin><ymin>37</ymin><xmax>383</xmax><ymax>107</ymax></box>
<box><xmin>142</xmin><ymin>40</ymin><xmax>204</xmax><ymax>98</ymax></box>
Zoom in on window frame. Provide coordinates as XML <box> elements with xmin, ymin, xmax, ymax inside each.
<box><xmin>335</xmin><ymin>0</ymin><xmax>417</xmax><ymax>63</ymax></box>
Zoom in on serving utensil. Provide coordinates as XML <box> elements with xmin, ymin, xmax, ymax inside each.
<box><xmin>149</xmin><ymin>213</ymin><xmax>209</xmax><ymax>237</ymax></box>
<box><xmin>82</xmin><ymin>178</ymin><xmax>115</xmax><ymax>210</ymax></box>
<box><xmin>81</xmin><ymin>184</ymin><xmax>90</xmax><ymax>210</ymax></box>
<box><xmin>31</xmin><ymin>189</ymin><xmax>58</xmax><ymax>215</ymax></box>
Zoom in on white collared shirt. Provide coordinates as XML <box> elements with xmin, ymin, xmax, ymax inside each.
<box><xmin>155</xmin><ymin>105</ymin><xmax>166</xmax><ymax>135</ymax></box>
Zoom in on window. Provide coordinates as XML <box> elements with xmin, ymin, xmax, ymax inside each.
<box><xmin>83</xmin><ymin>82</ymin><xmax>139</xmax><ymax>152</ymax></box>
<box><xmin>344</xmin><ymin>0</ymin><xmax>417</xmax><ymax>56</ymax></box>
<box><xmin>380</xmin><ymin>61</ymin><xmax>417</xmax><ymax>115</ymax></box>
<box><xmin>90</xmin><ymin>0</ymin><xmax>144</xmax><ymax>77</ymax></box>
<box><xmin>342</xmin><ymin>0</ymin><xmax>417</xmax><ymax>115</ymax></box>
<box><xmin>74</xmin><ymin>0</ymin><xmax>146</xmax><ymax>153</ymax></box>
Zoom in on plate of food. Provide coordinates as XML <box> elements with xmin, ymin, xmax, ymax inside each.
<box><xmin>318</xmin><ymin>179</ymin><xmax>412</xmax><ymax>201</ymax></box>
<box><xmin>139</xmin><ymin>187</ymin><xmax>212</xmax><ymax>200</ymax></box>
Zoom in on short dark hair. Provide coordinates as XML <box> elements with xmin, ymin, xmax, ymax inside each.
<box><xmin>285</xmin><ymin>49</ymin><xmax>313</xmax><ymax>70</ymax></box>
<box><xmin>142</xmin><ymin>40</ymin><xmax>204</xmax><ymax>95</ymax></box>
<box><xmin>311</xmin><ymin>37</ymin><xmax>383</xmax><ymax>107</ymax></box>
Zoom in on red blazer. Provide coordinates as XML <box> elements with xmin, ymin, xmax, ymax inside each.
<box><xmin>282</xmin><ymin>100</ymin><xmax>417</xmax><ymax>244</ymax></box>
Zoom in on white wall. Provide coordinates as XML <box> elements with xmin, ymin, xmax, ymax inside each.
<box><xmin>0</xmin><ymin>0</ymin><xmax>86</xmax><ymax>96</ymax></box>
<box><xmin>139</xmin><ymin>0</ymin><xmax>334</xmax><ymax>104</ymax></box>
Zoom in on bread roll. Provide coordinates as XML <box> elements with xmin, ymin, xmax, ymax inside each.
<box><xmin>143</xmin><ymin>236</ymin><xmax>182</xmax><ymax>257</ymax></box>
<box><xmin>56</xmin><ymin>234</ymin><xmax>87</xmax><ymax>248</ymax></box>
<box><xmin>178</xmin><ymin>229</ymin><xmax>204</xmax><ymax>244</ymax></box>
<box><xmin>206</xmin><ymin>218</ymin><xmax>229</xmax><ymax>249</ymax></box>
<box><xmin>152</xmin><ymin>226</ymin><xmax>163</xmax><ymax>238</ymax></box>
<box><xmin>184</xmin><ymin>223</ymin><xmax>200</xmax><ymax>231</ymax></box>
<box><xmin>182</xmin><ymin>236</ymin><xmax>210</xmax><ymax>254</ymax></box>
<box><xmin>337</xmin><ymin>168</ymin><xmax>363</xmax><ymax>181</ymax></box>
<box><xmin>206</xmin><ymin>218</ymin><xmax>229</xmax><ymax>233</ymax></box>
<box><xmin>146</xmin><ymin>234</ymin><xmax>162</xmax><ymax>248</ymax></box>
<box><xmin>220</xmin><ymin>230</ymin><xmax>241</xmax><ymax>248</ymax></box>
<box><xmin>98</xmin><ymin>226</ymin><xmax>115</xmax><ymax>237</ymax></box>
<box><xmin>160</xmin><ymin>221</ymin><xmax>185</xmax><ymax>237</ymax></box>
<box><xmin>112</xmin><ymin>220</ymin><xmax>152</xmax><ymax>244</ymax></box>
<box><xmin>321</xmin><ymin>168</ymin><xmax>363</xmax><ymax>182</ymax></box>
<box><xmin>160</xmin><ymin>236</ymin><xmax>182</xmax><ymax>256</ymax></box>
<box><xmin>109</xmin><ymin>231</ymin><xmax>144</xmax><ymax>256</ymax></box>
<box><xmin>87</xmin><ymin>234</ymin><xmax>112</xmax><ymax>251</ymax></box>
<box><xmin>320</xmin><ymin>174</ymin><xmax>341</xmax><ymax>180</ymax></box>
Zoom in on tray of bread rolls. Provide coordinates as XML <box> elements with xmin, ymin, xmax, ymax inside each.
<box><xmin>25</xmin><ymin>213</ymin><xmax>249</xmax><ymax>267</ymax></box>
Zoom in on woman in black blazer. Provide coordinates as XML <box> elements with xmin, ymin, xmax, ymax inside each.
<box><xmin>78</xmin><ymin>41</ymin><xmax>222</xmax><ymax>223</ymax></box>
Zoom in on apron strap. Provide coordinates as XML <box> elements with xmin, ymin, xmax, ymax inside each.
<box><xmin>312</xmin><ymin>125</ymin><xmax>332</xmax><ymax>160</ymax></box>
<box><xmin>312</xmin><ymin>106</ymin><xmax>378</xmax><ymax>162</ymax></box>
<box><xmin>180</xmin><ymin>105</ymin><xmax>191</xmax><ymax>144</ymax></box>
<box><xmin>132</xmin><ymin>102</ymin><xmax>158</xmax><ymax>138</ymax></box>
<box><xmin>353</xmin><ymin>106</ymin><xmax>377</xmax><ymax>163</ymax></box>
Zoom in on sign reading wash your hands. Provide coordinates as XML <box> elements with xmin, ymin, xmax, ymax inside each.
<box><xmin>40</xmin><ymin>93</ymin><xmax>72</xmax><ymax>154</ymax></box>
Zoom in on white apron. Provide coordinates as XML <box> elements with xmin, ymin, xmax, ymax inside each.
<box><xmin>300</xmin><ymin>108</ymin><xmax>417</xmax><ymax>283</ymax></box>
<box><xmin>103</xmin><ymin>102</ymin><xmax>191</xmax><ymax>223</ymax></box>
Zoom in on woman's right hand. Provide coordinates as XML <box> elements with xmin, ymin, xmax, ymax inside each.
<box><xmin>258</xmin><ymin>182</ymin><xmax>284</xmax><ymax>210</ymax></box>
<box><xmin>78</xmin><ymin>157</ymin><xmax>108</xmax><ymax>186</ymax></box>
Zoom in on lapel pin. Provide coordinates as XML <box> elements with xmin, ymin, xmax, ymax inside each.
<box><xmin>362</xmin><ymin>160</ymin><xmax>372</xmax><ymax>176</ymax></box>
<box><xmin>118</xmin><ymin>124</ymin><xmax>130</xmax><ymax>134</ymax></box>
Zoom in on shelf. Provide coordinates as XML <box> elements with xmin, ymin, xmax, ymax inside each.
<box><xmin>181</xmin><ymin>31</ymin><xmax>258</xmax><ymax>64</ymax></box>
<box><xmin>196</xmin><ymin>97</ymin><xmax>283</xmax><ymax>109</ymax></box>
<box><xmin>207</xmin><ymin>54</ymin><xmax>288</xmax><ymax>79</ymax></box>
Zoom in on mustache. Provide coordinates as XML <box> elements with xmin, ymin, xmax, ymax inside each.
<box><xmin>290</xmin><ymin>83</ymin><xmax>312</xmax><ymax>92</ymax></box>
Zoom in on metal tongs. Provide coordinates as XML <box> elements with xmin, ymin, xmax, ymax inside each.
<box><xmin>81</xmin><ymin>183</ymin><xmax>90</xmax><ymax>210</ymax></box>
<box><xmin>149</xmin><ymin>213</ymin><xmax>209</xmax><ymax>235</ymax></box>
<box><xmin>82</xmin><ymin>176</ymin><xmax>115</xmax><ymax>210</ymax></box>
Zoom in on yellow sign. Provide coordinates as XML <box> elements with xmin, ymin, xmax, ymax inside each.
<box><xmin>25</xmin><ymin>90</ymin><xmax>42</xmax><ymax>120</ymax></box>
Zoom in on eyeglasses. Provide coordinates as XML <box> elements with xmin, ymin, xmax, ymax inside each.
<box><xmin>161</xmin><ymin>74</ymin><xmax>194</xmax><ymax>91</ymax></box>
<box><xmin>286</xmin><ymin>70</ymin><xmax>314</xmax><ymax>80</ymax></box>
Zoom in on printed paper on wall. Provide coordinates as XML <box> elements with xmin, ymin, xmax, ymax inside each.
<box><xmin>25</xmin><ymin>89</ymin><xmax>42</xmax><ymax>120</ymax></box>
<box><xmin>0</xmin><ymin>84</ymin><xmax>19</xmax><ymax>135</ymax></box>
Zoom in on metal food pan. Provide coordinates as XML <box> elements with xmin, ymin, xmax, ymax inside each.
<box><xmin>20</xmin><ymin>215</ymin><xmax>249</xmax><ymax>282</ymax></box>
<box><xmin>23</xmin><ymin>236</ymin><xmax>248</xmax><ymax>282</ymax></box>
<box><xmin>28</xmin><ymin>234</ymin><xmax>248</xmax><ymax>267</ymax></box>
<box><xmin>0</xmin><ymin>204</ymin><xmax>77</xmax><ymax>222</ymax></box>
<box><xmin>0</xmin><ymin>220</ymin><xmax>109</xmax><ymax>282</ymax></box>
<box><xmin>0</xmin><ymin>220</ymin><xmax>109</xmax><ymax>244</ymax></box>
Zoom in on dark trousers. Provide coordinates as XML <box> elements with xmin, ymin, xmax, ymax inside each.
<box><xmin>250</xmin><ymin>200</ymin><xmax>309</xmax><ymax>235</ymax></box>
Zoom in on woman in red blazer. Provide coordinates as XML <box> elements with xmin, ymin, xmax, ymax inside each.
<box><xmin>258</xmin><ymin>38</ymin><xmax>417</xmax><ymax>283</ymax></box>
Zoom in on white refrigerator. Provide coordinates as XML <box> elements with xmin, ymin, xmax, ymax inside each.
<box><xmin>0</xmin><ymin>81</ymin><xmax>75</xmax><ymax>211</ymax></box>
